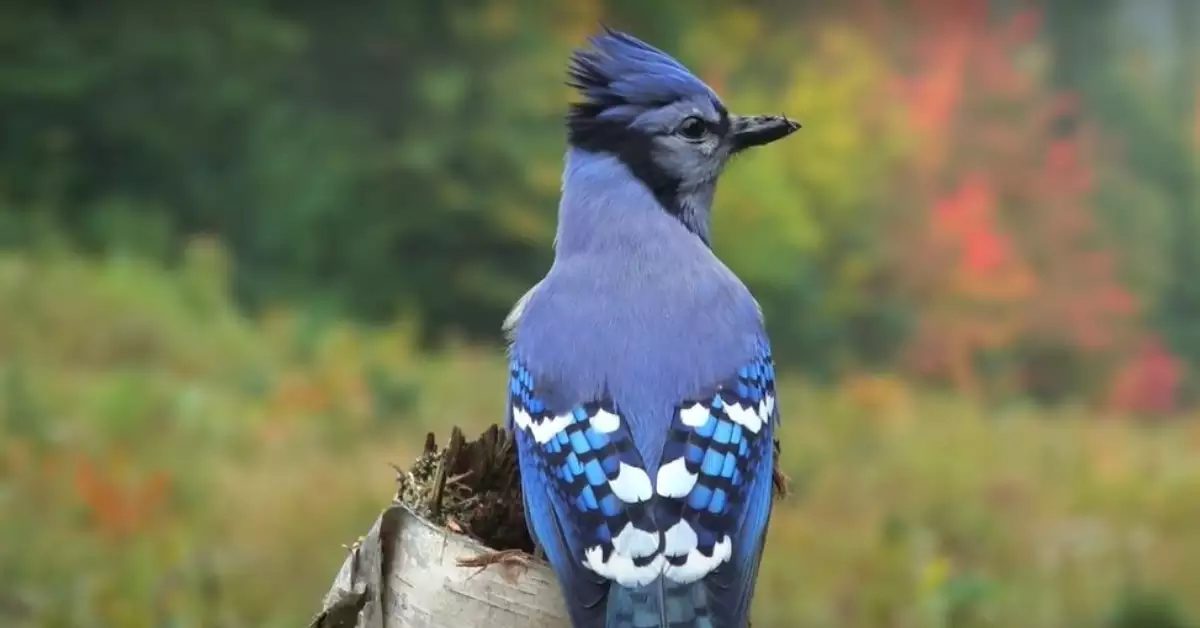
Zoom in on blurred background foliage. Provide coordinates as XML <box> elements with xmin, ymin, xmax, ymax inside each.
<box><xmin>1</xmin><ymin>0</ymin><xmax>1199</xmax><ymax>627</ymax></box>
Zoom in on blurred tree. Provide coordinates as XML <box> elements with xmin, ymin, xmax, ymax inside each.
<box><xmin>0</xmin><ymin>0</ymin><xmax>587</xmax><ymax>345</ymax></box>
<box><xmin>0</xmin><ymin>0</ymin><xmax>913</xmax><ymax>373</ymax></box>
<box><xmin>0</xmin><ymin>0</ymin><xmax>1191</xmax><ymax>402</ymax></box>
<box><xmin>871</xmin><ymin>0</ymin><xmax>1139</xmax><ymax>402</ymax></box>
<box><xmin>697</xmin><ymin>9</ymin><xmax>909</xmax><ymax>376</ymax></box>
<box><xmin>1152</xmin><ymin>0</ymin><xmax>1200</xmax><ymax>398</ymax></box>
<box><xmin>1045</xmin><ymin>0</ymin><xmax>1198</xmax><ymax>403</ymax></box>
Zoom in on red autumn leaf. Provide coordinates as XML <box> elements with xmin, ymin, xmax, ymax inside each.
<box><xmin>866</xmin><ymin>0</ymin><xmax>1140</xmax><ymax>395</ymax></box>
<box><xmin>1109</xmin><ymin>337</ymin><xmax>1184</xmax><ymax>415</ymax></box>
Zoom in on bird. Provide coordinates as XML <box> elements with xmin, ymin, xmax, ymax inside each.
<box><xmin>502</xmin><ymin>26</ymin><xmax>800</xmax><ymax>628</ymax></box>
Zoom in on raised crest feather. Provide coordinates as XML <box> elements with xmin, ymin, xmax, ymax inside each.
<box><xmin>565</xmin><ymin>26</ymin><xmax>722</xmax><ymax>143</ymax></box>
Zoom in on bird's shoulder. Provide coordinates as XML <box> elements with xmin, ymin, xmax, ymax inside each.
<box><xmin>502</xmin><ymin>279</ymin><xmax>541</xmax><ymax>341</ymax></box>
<box><xmin>506</xmin><ymin>250</ymin><xmax>761</xmax><ymax>334</ymax></box>
<box><xmin>503</xmin><ymin>253</ymin><xmax>768</xmax><ymax>422</ymax></box>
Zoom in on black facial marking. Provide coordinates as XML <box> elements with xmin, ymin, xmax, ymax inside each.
<box><xmin>565</xmin><ymin>47</ymin><xmax>726</xmax><ymax>245</ymax></box>
<box><xmin>714</xmin><ymin>101</ymin><xmax>731</xmax><ymax>136</ymax></box>
<box><xmin>567</xmin><ymin>102</ymin><xmax>685</xmax><ymax>216</ymax></box>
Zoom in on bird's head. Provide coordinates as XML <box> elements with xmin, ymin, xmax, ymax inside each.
<box><xmin>565</xmin><ymin>27</ymin><xmax>800</xmax><ymax>229</ymax></box>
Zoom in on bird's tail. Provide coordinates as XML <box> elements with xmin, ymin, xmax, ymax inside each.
<box><xmin>605</xmin><ymin>578</ymin><xmax>715</xmax><ymax>628</ymax></box>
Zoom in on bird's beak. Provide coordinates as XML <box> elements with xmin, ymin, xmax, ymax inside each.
<box><xmin>729</xmin><ymin>114</ymin><xmax>802</xmax><ymax>154</ymax></box>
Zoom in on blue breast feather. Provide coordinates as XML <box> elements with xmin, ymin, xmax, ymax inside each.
<box><xmin>507</xmin><ymin>341</ymin><xmax>778</xmax><ymax>624</ymax></box>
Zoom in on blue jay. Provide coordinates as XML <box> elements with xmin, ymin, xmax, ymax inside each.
<box><xmin>504</xmin><ymin>27</ymin><xmax>799</xmax><ymax>628</ymax></box>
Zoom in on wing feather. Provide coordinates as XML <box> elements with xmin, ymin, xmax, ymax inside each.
<box><xmin>508</xmin><ymin>338</ymin><xmax>779</xmax><ymax>628</ymax></box>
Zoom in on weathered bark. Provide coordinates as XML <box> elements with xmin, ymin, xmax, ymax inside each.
<box><xmin>310</xmin><ymin>425</ymin><xmax>789</xmax><ymax>628</ymax></box>
<box><xmin>309</xmin><ymin>502</ymin><xmax>569</xmax><ymax>628</ymax></box>
<box><xmin>310</xmin><ymin>425</ymin><xmax>568</xmax><ymax>627</ymax></box>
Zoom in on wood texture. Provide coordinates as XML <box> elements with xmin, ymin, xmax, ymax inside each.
<box><xmin>310</xmin><ymin>503</ymin><xmax>569</xmax><ymax>628</ymax></box>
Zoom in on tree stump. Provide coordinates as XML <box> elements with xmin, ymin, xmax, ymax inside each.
<box><xmin>308</xmin><ymin>426</ymin><xmax>569</xmax><ymax>627</ymax></box>
<box><xmin>309</xmin><ymin>425</ymin><xmax>789</xmax><ymax>628</ymax></box>
<box><xmin>309</xmin><ymin>502</ymin><xmax>569</xmax><ymax>628</ymax></box>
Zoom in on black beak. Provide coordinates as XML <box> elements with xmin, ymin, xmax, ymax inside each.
<box><xmin>729</xmin><ymin>114</ymin><xmax>802</xmax><ymax>153</ymax></box>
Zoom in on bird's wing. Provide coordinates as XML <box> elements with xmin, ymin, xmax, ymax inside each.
<box><xmin>508</xmin><ymin>357</ymin><xmax>660</xmax><ymax>627</ymax></box>
<box><xmin>507</xmin><ymin>338</ymin><xmax>778</xmax><ymax>628</ymax></box>
<box><xmin>651</xmin><ymin>337</ymin><xmax>779</xmax><ymax>624</ymax></box>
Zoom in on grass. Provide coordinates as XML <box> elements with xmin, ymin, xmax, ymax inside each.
<box><xmin>2</xmin><ymin>241</ymin><xmax>1199</xmax><ymax>628</ymax></box>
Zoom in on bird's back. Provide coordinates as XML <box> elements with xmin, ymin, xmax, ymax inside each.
<box><xmin>509</xmin><ymin>194</ymin><xmax>763</xmax><ymax>473</ymax></box>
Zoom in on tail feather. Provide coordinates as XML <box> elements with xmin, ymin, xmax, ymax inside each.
<box><xmin>606</xmin><ymin>578</ymin><xmax>714</xmax><ymax>628</ymax></box>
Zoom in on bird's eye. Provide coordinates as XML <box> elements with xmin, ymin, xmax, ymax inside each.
<box><xmin>678</xmin><ymin>117</ymin><xmax>708</xmax><ymax>141</ymax></box>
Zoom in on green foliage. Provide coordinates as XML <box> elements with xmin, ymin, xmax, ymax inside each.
<box><xmin>705</xmin><ymin>19</ymin><xmax>910</xmax><ymax>374</ymax></box>
<box><xmin>1106</xmin><ymin>588</ymin><xmax>1195</xmax><ymax>628</ymax></box>
<box><xmin>0</xmin><ymin>0</ymin><xmax>572</xmax><ymax>342</ymax></box>
<box><xmin>0</xmin><ymin>242</ymin><xmax>427</xmax><ymax>627</ymax></box>
<box><xmin>4</xmin><ymin>250</ymin><xmax>1200</xmax><ymax>627</ymax></box>
<box><xmin>0</xmin><ymin>1</ymin><xmax>911</xmax><ymax>371</ymax></box>
<box><xmin>1</xmin><ymin>0</ymin><xmax>1196</xmax><ymax>400</ymax></box>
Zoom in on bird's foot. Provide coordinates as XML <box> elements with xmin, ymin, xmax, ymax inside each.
<box><xmin>456</xmin><ymin>549</ymin><xmax>532</xmax><ymax>585</ymax></box>
<box><xmin>456</xmin><ymin>549</ymin><xmax>531</xmax><ymax>573</ymax></box>
<box><xmin>773</xmin><ymin>467</ymin><xmax>791</xmax><ymax>499</ymax></box>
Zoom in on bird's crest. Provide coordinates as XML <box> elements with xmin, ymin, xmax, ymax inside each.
<box><xmin>566</xmin><ymin>26</ymin><xmax>721</xmax><ymax>142</ymax></box>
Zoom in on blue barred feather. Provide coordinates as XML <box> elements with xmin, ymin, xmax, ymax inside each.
<box><xmin>508</xmin><ymin>340</ymin><xmax>778</xmax><ymax>628</ymax></box>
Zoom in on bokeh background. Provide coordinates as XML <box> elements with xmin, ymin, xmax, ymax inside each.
<box><xmin>2</xmin><ymin>0</ymin><xmax>1199</xmax><ymax>626</ymax></box>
